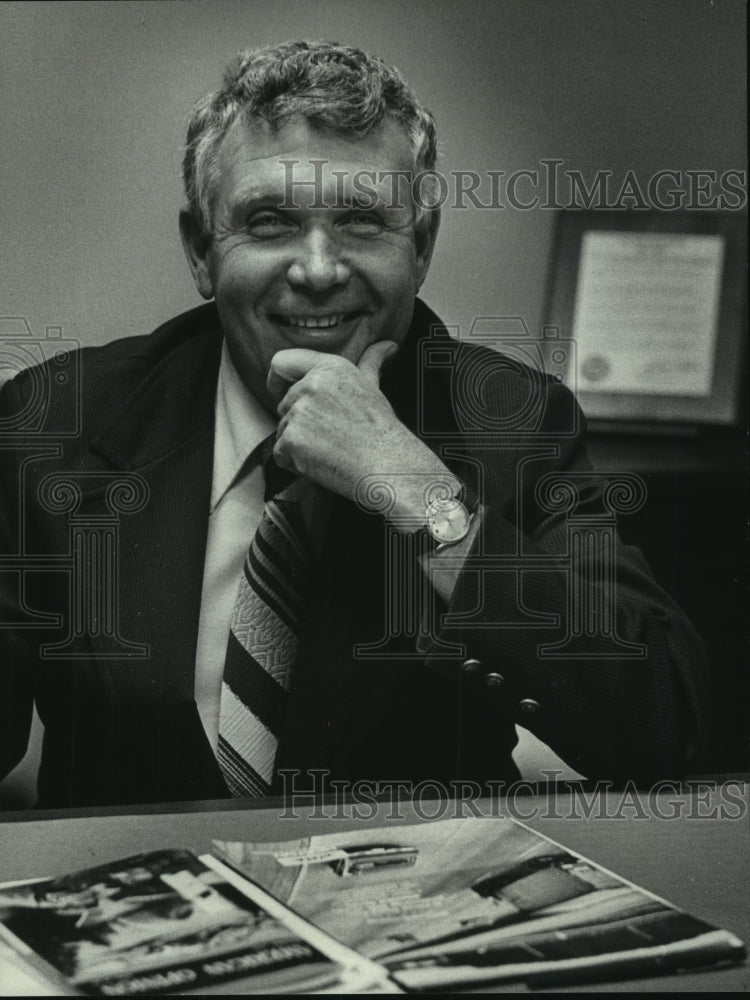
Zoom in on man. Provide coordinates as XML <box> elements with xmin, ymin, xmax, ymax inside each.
<box><xmin>0</xmin><ymin>41</ymin><xmax>708</xmax><ymax>809</ymax></box>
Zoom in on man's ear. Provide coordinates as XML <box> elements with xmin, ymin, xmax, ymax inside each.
<box><xmin>179</xmin><ymin>210</ymin><xmax>215</xmax><ymax>300</ymax></box>
<box><xmin>414</xmin><ymin>209</ymin><xmax>440</xmax><ymax>290</ymax></box>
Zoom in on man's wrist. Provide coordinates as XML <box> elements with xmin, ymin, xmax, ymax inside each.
<box><xmin>378</xmin><ymin>473</ymin><xmax>478</xmax><ymax>554</ymax></box>
<box><xmin>379</xmin><ymin>471</ymin><xmax>464</xmax><ymax>533</ymax></box>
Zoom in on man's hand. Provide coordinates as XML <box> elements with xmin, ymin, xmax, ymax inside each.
<box><xmin>267</xmin><ymin>341</ymin><xmax>462</xmax><ymax>526</ymax></box>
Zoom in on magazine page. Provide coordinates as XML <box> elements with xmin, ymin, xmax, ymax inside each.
<box><xmin>0</xmin><ymin>849</ymin><xmax>390</xmax><ymax>996</ymax></box>
<box><xmin>0</xmin><ymin>938</ymin><xmax>71</xmax><ymax>997</ymax></box>
<box><xmin>214</xmin><ymin>815</ymin><xmax>746</xmax><ymax>991</ymax></box>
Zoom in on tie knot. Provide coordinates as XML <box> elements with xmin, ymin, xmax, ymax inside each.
<box><xmin>261</xmin><ymin>434</ymin><xmax>298</xmax><ymax>501</ymax></box>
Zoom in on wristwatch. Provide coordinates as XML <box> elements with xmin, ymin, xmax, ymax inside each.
<box><xmin>424</xmin><ymin>494</ymin><xmax>476</xmax><ymax>552</ymax></box>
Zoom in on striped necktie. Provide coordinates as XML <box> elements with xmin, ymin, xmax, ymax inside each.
<box><xmin>217</xmin><ymin>442</ymin><xmax>313</xmax><ymax>797</ymax></box>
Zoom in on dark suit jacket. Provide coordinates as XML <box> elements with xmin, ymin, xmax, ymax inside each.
<box><xmin>0</xmin><ymin>299</ymin><xmax>709</xmax><ymax>808</ymax></box>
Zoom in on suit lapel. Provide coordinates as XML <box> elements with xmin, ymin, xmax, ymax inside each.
<box><xmin>87</xmin><ymin>308</ymin><xmax>222</xmax><ymax>702</ymax></box>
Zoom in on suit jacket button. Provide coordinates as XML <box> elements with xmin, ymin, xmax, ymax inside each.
<box><xmin>485</xmin><ymin>672</ymin><xmax>505</xmax><ymax>689</ymax></box>
<box><xmin>461</xmin><ymin>658</ymin><xmax>482</xmax><ymax>675</ymax></box>
<box><xmin>519</xmin><ymin>698</ymin><xmax>540</xmax><ymax>715</ymax></box>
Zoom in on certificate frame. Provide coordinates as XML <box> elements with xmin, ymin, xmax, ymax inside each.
<box><xmin>544</xmin><ymin>210</ymin><xmax>747</xmax><ymax>427</ymax></box>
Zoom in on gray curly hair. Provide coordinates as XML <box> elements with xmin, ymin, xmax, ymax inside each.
<box><xmin>182</xmin><ymin>40</ymin><xmax>438</xmax><ymax>236</ymax></box>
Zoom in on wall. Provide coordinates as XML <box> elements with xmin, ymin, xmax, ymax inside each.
<box><xmin>1</xmin><ymin>0</ymin><xmax>745</xmax><ymax>355</ymax></box>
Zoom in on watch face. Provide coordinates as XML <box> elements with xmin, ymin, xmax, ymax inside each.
<box><xmin>426</xmin><ymin>497</ymin><xmax>471</xmax><ymax>543</ymax></box>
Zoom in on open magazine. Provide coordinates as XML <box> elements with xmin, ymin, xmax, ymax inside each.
<box><xmin>0</xmin><ymin>815</ymin><xmax>744</xmax><ymax>994</ymax></box>
<box><xmin>0</xmin><ymin>849</ymin><xmax>390</xmax><ymax>995</ymax></box>
<box><xmin>214</xmin><ymin>815</ymin><xmax>746</xmax><ymax>992</ymax></box>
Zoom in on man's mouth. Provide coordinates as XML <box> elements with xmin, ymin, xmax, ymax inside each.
<box><xmin>272</xmin><ymin>311</ymin><xmax>361</xmax><ymax>329</ymax></box>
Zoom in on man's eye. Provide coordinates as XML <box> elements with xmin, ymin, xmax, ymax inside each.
<box><xmin>342</xmin><ymin>210</ymin><xmax>385</xmax><ymax>232</ymax></box>
<box><xmin>247</xmin><ymin>213</ymin><xmax>293</xmax><ymax>235</ymax></box>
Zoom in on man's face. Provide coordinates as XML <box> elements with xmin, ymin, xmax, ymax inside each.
<box><xmin>181</xmin><ymin>115</ymin><xmax>437</xmax><ymax>409</ymax></box>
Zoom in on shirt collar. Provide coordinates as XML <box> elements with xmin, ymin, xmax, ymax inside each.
<box><xmin>210</xmin><ymin>340</ymin><xmax>277</xmax><ymax>513</ymax></box>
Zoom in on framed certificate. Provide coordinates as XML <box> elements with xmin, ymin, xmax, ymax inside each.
<box><xmin>544</xmin><ymin>211</ymin><xmax>747</xmax><ymax>426</ymax></box>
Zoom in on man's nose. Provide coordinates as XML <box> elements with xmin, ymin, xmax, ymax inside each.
<box><xmin>286</xmin><ymin>227</ymin><xmax>350</xmax><ymax>291</ymax></box>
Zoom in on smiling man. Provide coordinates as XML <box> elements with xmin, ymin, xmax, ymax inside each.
<box><xmin>0</xmin><ymin>41</ymin><xmax>709</xmax><ymax>808</ymax></box>
<box><xmin>179</xmin><ymin>112</ymin><xmax>457</xmax><ymax>521</ymax></box>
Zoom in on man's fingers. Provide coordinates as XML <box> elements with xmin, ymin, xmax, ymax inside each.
<box><xmin>357</xmin><ymin>340</ymin><xmax>399</xmax><ymax>385</ymax></box>
<box><xmin>272</xmin><ymin>415</ymin><xmax>297</xmax><ymax>471</ymax></box>
<box><xmin>269</xmin><ymin>342</ymin><xmax>396</xmax><ymax>412</ymax></box>
<box><xmin>266</xmin><ymin>349</ymin><xmax>336</xmax><ymax>406</ymax></box>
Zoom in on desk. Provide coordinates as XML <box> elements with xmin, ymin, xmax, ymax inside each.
<box><xmin>0</xmin><ymin>785</ymin><xmax>747</xmax><ymax>994</ymax></box>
